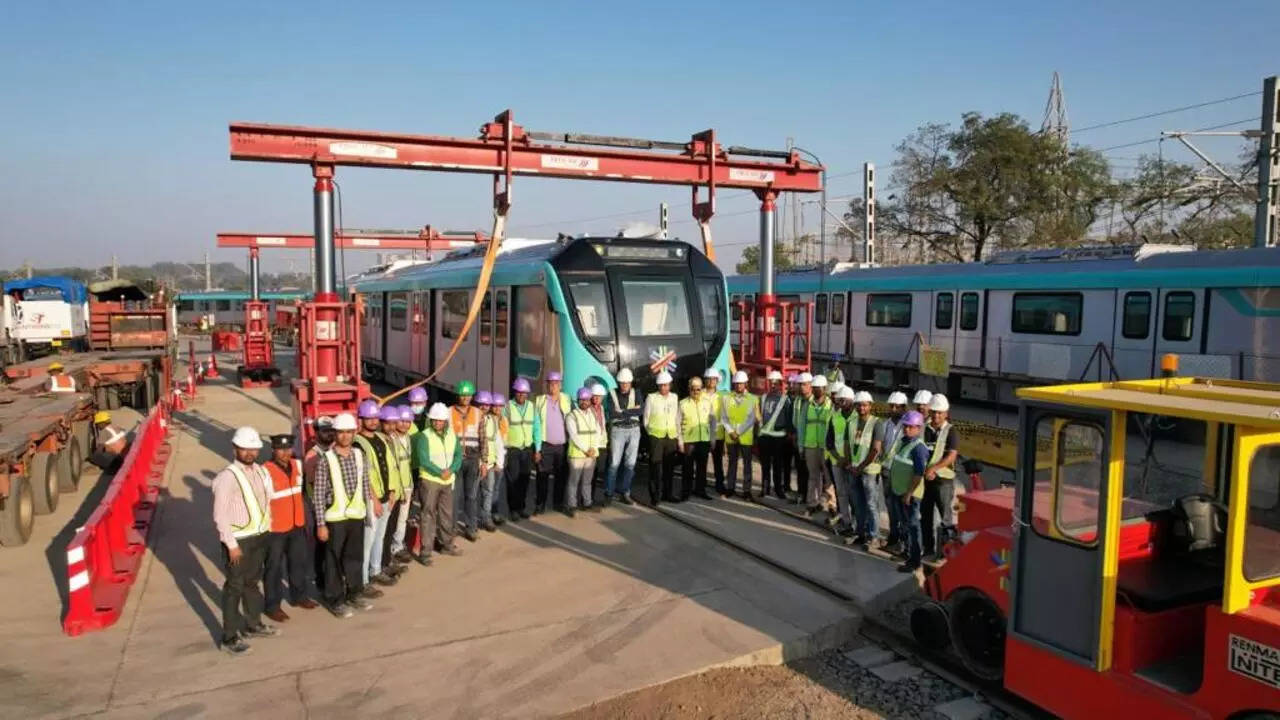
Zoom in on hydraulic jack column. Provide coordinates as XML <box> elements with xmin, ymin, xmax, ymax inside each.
<box><xmin>237</xmin><ymin>246</ymin><xmax>281</xmax><ymax>388</ymax></box>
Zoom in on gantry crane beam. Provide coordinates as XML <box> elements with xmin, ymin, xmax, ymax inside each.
<box><xmin>216</xmin><ymin>227</ymin><xmax>486</xmax><ymax>251</ymax></box>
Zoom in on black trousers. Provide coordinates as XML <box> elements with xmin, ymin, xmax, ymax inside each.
<box><xmin>322</xmin><ymin>519</ymin><xmax>365</xmax><ymax>606</ymax></box>
<box><xmin>305</xmin><ymin>495</ymin><xmax>324</xmax><ymax>595</ymax></box>
<box><xmin>505</xmin><ymin>446</ymin><xmax>533</xmax><ymax>514</ymax></box>
<box><xmin>536</xmin><ymin>443</ymin><xmax>567</xmax><ymax>509</ymax></box>
<box><xmin>648</xmin><ymin>436</ymin><xmax>678</xmax><ymax>502</ymax></box>
<box><xmin>792</xmin><ymin>439</ymin><xmax>809</xmax><ymax>499</ymax></box>
<box><xmin>264</xmin><ymin>526</ymin><xmax>311</xmax><ymax>611</ymax></box>
<box><xmin>681</xmin><ymin>441</ymin><xmax>709</xmax><ymax>498</ymax></box>
<box><xmin>710</xmin><ymin>439</ymin><xmax>725</xmax><ymax>493</ymax></box>
<box><xmin>757</xmin><ymin>435</ymin><xmax>786</xmax><ymax>496</ymax></box>
<box><xmin>221</xmin><ymin>532</ymin><xmax>268</xmax><ymax>643</ymax></box>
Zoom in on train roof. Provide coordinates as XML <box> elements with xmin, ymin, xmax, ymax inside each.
<box><xmin>176</xmin><ymin>289</ymin><xmax>309</xmax><ymax>301</ymax></box>
<box><xmin>726</xmin><ymin>245</ymin><xmax>1280</xmax><ymax>292</ymax></box>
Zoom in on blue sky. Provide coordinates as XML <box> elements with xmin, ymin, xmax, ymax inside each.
<box><xmin>1</xmin><ymin>1</ymin><xmax>1276</xmax><ymax>276</ymax></box>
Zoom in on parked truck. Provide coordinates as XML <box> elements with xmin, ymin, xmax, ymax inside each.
<box><xmin>3</xmin><ymin>276</ymin><xmax>90</xmax><ymax>356</ymax></box>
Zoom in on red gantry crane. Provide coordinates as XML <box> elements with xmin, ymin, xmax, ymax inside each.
<box><xmin>228</xmin><ymin>113</ymin><xmax>822</xmax><ymax>441</ymax></box>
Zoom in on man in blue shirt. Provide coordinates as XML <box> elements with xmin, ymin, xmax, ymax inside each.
<box><xmin>888</xmin><ymin>411</ymin><xmax>930</xmax><ymax>573</ymax></box>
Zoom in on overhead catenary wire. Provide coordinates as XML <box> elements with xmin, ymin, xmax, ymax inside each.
<box><xmin>1073</xmin><ymin>91</ymin><xmax>1262</xmax><ymax>134</ymax></box>
<box><xmin>1096</xmin><ymin>117</ymin><xmax>1260</xmax><ymax>153</ymax></box>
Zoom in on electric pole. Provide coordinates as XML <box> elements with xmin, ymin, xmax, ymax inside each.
<box><xmin>204</xmin><ymin>252</ymin><xmax>211</xmax><ymax>291</ymax></box>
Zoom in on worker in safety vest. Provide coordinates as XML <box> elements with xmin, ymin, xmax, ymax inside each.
<box><xmin>89</xmin><ymin>410</ymin><xmax>129</xmax><ymax>471</ymax></box>
<box><xmin>262</xmin><ymin>434</ymin><xmax>317</xmax><ymax>623</ymax></box>
<box><xmin>412</xmin><ymin>402</ymin><xmax>463</xmax><ymax>565</ymax></box>
<box><xmin>677</xmin><ymin>377</ymin><xmax>714</xmax><ymax>500</ymax></box>
<box><xmin>722</xmin><ymin>371</ymin><xmax>758</xmax><ymax>499</ymax></box>
<box><xmin>811</xmin><ymin>375</ymin><xmax>838</xmax><ymax>517</ymax></box>
<box><xmin>450</xmin><ymin>381</ymin><xmax>484</xmax><ymax>541</ymax></box>
<box><xmin>353</xmin><ymin>400</ymin><xmax>397</xmax><ymax>593</ymax></box>
<box><xmin>888</xmin><ymin>411</ymin><xmax>930</xmax><ymax>573</ymax></box>
<box><xmin>880</xmin><ymin>392</ymin><xmax>909</xmax><ymax>556</ymax></box>
<box><xmin>408</xmin><ymin>387</ymin><xmax>429</xmax><ymax>433</ymax></box>
<box><xmin>565</xmin><ymin>387</ymin><xmax>600</xmax><ymax>515</ymax></box>
<box><xmin>472</xmin><ymin>391</ymin><xmax>501</xmax><ymax>531</ymax></box>
<box><xmin>794</xmin><ymin>373</ymin><xmax>832</xmax><ymax>516</ymax></box>
<box><xmin>757</xmin><ymin>370</ymin><xmax>792</xmax><ymax>501</ymax></box>
<box><xmin>589</xmin><ymin>383</ymin><xmax>608</xmax><ymax>488</ymax></box>
<box><xmin>912</xmin><ymin>389</ymin><xmax>933</xmax><ymax>419</ymax></box>
<box><xmin>483</xmin><ymin>393</ymin><xmax>508</xmax><ymax>528</ymax></box>
<box><xmin>388</xmin><ymin>406</ymin><xmax>418</xmax><ymax>564</ymax></box>
<box><xmin>302</xmin><ymin>416</ymin><xmax>336</xmax><ymax>594</ymax></box>
<box><xmin>504</xmin><ymin>377</ymin><xmax>539</xmax><ymax>521</ymax></box>
<box><xmin>922</xmin><ymin>394</ymin><xmax>959</xmax><ymax>561</ymax></box>
<box><xmin>825</xmin><ymin>387</ymin><xmax>855</xmax><ymax>536</ymax></box>
<box><xmin>787</xmin><ymin>373</ymin><xmax>811</xmax><ymax>505</ymax></box>
<box><xmin>46</xmin><ymin>362</ymin><xmax>76</xmax><ymax>393</ymax></box>
<box><xmin>604</xmin><ymin>368</ymin><xmax>642</xmax><ymax>506</ymax></box>
<box><xmin>374</xmin><ymin>405</ymin><xmax>411</xmax><ymax>575</ymax></box>
<box><xmin>846</xmin><ymin>391</ymin><xmax>886</xmax><ymax>549</ymax></box>
<box><xmin>643</xmin><ymin>371</ymin><xmax>679</xmax><ymax>505</ymax></box>
<box><xmin>824</xmin><ymin>355</ymin><xmax>845</xmax><ymax>387</ymax></box>
<box><xmin>703</xmin><ymin>368</ymin><xmax>727</xmax><ymax>495</ymax></box>
<box><xmin>313</xmin><ymin>412</ymin><xmax>377</xmax><ymax>618</ymax></box>
<box><xmin>534</xmin><ymin>371</ymin><xmax>571</xmax><ymax>514</ymax></box>
<box><xmin>211</xmin><ymin>426</ymin><xmax>279</xmax><ymax>655</ymax></box>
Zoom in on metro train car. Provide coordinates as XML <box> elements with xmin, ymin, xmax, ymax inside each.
<box><xmin>353</xmin><ymin>236</ymin><xmax>732</xmax><ymax>400</ymax></box>
<box><xmin>727</xmin><ymin>244</ymin><xmax>1280</xmax><ymax>402</ymax></box>
<box><xmin>174</xmin><ymin>290</ymin><xmax>307</xmax><ymax>329</ymax></box>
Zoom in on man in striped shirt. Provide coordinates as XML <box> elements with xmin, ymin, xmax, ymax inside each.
<box><xmin>313</xmin><ymin>413</ymin><xmax>379</xmax><ymax>618</ymax></box>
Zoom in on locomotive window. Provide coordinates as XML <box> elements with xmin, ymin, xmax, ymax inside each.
<box><xmin>935</xmin><ymin>293</ymin><xmax>954</xmax><ymax>330</ymax></box>
<box><xmin>696</xmin><ymin>279</ymin><xmax>725</xmax><ymax>348</ymax></box>
<box><xmin>831</xmin><ymin>293</ymin><xmax>845</xmax><ymax>325</ymax></box>
<box><xmin>1162</xmin><ymin>292</ymin><xmax>1195</xmax><ymax>342</ymax></box>
<box><xmin>815</xmin><ymin>294</ymin><xmax>829</xmax><ymax>324</ymax></box>
<box><xmin>866</xmin><ymin>294</ymin><xmax>912</xmax><ymax>327</ymax></box>
<box><xmin>388</xmin><ymin>293</ymin><xmax>408</xmax><ymax>331</ymax></box>
<box><xmin>1012</xmin><ymin>293</ymin><xmax>1082</xmax><ymax>335</ymax></box>
<box><xmin>565</xmin><ymin>279</ymin><xmax>612</xmax><ymax>339</ymax></box>
<box><xmin>495</xmin><ymin>290</ymin><xmax>509</xmax><ymax>348</ymax></box>
<box><xmin>1122</xmin><ymin>292</ymin><xmax>1151</xmax><ymax>339</ymax></box>
<box><xmin>441</xmin><ymin>290</ymin><xmax>468</xmax><ymax>339</ymax></box>
<box><xmin>479</xmin><ymin>290</ymin><xmax>492</xmax><ymax>345</ymax></box>
<box><xmin>1244</xmin><ymin>444</ymin><xmax>1280</xmax><ymax>582</ymax></box>
<box><xmin>960</xmin><ymin>292</ymin><xmax>979</xmax><ymax>330</ymax></box>
<box><xmin>517</xmin><ymin>285</ymin><xmax>545</xmax><ymax>357</ymax></box>
<box><xmin>622</xmin><ymin>279</ymin><xmax>692</xmax><ymax>337</ymax></box>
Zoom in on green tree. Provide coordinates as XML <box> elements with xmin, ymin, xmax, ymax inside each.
<box><xmin>735</xmin><ymin>243</ymin><xmax>797</xmax><ymax>275</ymax></box>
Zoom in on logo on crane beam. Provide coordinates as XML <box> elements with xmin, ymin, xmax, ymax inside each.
<box><xmin>541</xmin><ymin>154</ymin><xmax>599</xmax><ymax>172</ymax></box>
<box><xmin>329</xmin><ymin>142</ymin><xmax>398</xmax><ymax>160</ymax></box>
<box><xmin>728</xmin><ymin>168</ymin><xmax>775</xmax><ymax>184</ymax></box>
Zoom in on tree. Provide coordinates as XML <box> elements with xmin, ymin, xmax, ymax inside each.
<box><xmin>735</xmin><ymin>243</ymin><xmax>797</xmax><ymax>275</ymax></box>
<box><xmin>1107</xmin><ymin>153</ymin><xmax>1254</xmax><ymax>248</ymax></box>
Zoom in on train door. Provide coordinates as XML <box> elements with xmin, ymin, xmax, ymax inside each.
<box><xmin>1110</xmin><ymin>289</ymin><xmax>1156</xmax><ymax>379</ymax></box>
<box><xmin>492</xmin><ymin>288</ymin><xmax>511</xmax><ymax>393</ymax></box>
<box><xmin>477</xmin><ymin>289</ymin><xmax>494</xmax><ymax>392</ymax></box>
<box><xmin>410</xmin><ymin>292</ymin><xmax>427</xmax><ymax>376</ymax></box>
<box><xmin>437</xmin><ymin>288</ymin><xmax>475</xmax><ymax>391</ymax></box>
<box><xmin>829</xmin><ymin>291</ymin><xmax>848</xmax><ymax>359</ymax></box>
<box><xmin>779</xmin><ymin>294</ymin><xmax>807</xmax><ymax>361</ymax></box>
<box><xmin>814</xmin><ymin>292</ymin><xmax>830</xmax><ymax>356</ymax></box>
<box><xmin>931</xmin><ymin>291</ymin><xmax>956</xmax><ymax>360</ymax></box>
<box><xmin>1153</xmin><ymin>288</ymin><xmax>1203</xmax><ymax>370</ymax></box>
<box><xmin>953</xmin><ymin>290</ymin><xmax>984</xmax><ymax>368</ymax></box>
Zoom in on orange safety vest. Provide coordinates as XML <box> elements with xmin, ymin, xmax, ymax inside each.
<box><xmin>450</xmin><ymin>406</ymin><xmax>483</xmax><ymax>449</ymax></box>
<box><xmin>264</xmin><ymin>459</ymin><xmax>305</xmax><ymax>533</ymax></box>
<box><xmin>48</xmin><ymin>374</ymin><xmax>75</xmax><ymax>392</ymax></box>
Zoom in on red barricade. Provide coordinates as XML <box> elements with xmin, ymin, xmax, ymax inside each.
<box><xmin>63</xmin><ymin>403</ymin><xmax>173</xmax><ymax>636</ymax></box>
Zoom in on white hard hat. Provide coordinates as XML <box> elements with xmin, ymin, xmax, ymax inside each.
<box><xmin>732</xmin><ymin>370</ymin><xmax>749</xmax><ymax>384</ymax></box>
<box><xmin>830</xmin><ymin>382</ymin><xmax>846</xmax><ymax>396</ymax></box>
<box><xmin>703</xmin><ymin>367</ymin><xmax>721</xmax><ymax>379</ymax></box>
<box><xmin>427</xmin><ymin>402</ymin><xmax>450</xmax><ymax>421</ymax></box>
<box><xmin>656</xmin><ymin>371</ymin><xmax>673</xmax><ymax>385</ymax></box>
<box><xmin>811</xmin><ymin>375</ymin><xmax>828</xmax><ymax>388</ymax></box>
<box><xmin>332</xmin><ymin>413</ymin><xmax>358</xmax><ymax>431</ymax></box>
<box><xmin>912</xmin><ymin>390</ymin><xmax>933</xmax><ymax>405</ymax></box>
<box><xmin>929</xmin><ymin>394</ymin><xmax>950</xmax><ymax>412</ymax></box>
<box><xmin>616</xmin><ymin>368</ymin><xmax>634</xmax><ymax>383</ymax></box>
<box><xmin>591</xmin><ymin>383</ymin><xmax>607</xmax><ymax>397</ymax></box>
<box><xmin>767</xmin><ymin>370</ymin><xmax>783</xmax><ymax>381</ymax></box>
<box><xmin>837</xmin><ymin>387</ymin><xmax>856</xmax><ymax>401</ymax></box>
<box><xmin>887</xmin><ymin>391</ymin><xmax>909</xmax><ymax>406</ymax></box>
<box><xmin>798</xmin><ymin>372</ymin><xmax>814</xmax><ymax>384</ymax></box>
<box><xmin>855</xmin><ymin>390</ymin><xmax>874</xmax><ymax>404</ymax></box>
<box><xmin>231</xmin><ymin>426</ymin><xmax>263</xmax><ymax>450</ymax></box>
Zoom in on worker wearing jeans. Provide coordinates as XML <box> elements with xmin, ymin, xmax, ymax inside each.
<box><xmin>605</xmin><ymin>369</ymin><xmax>642</xmax><ymax>504</ymax></box>
<box><xmin>450</xmin><ymin>381</ymin><xmax>484</xmax><ymax>541</ymax></box>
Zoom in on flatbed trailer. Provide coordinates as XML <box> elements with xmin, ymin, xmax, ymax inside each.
<box><xmin>0</xmin><ymin>390</ymin><xmax>94</xmax><ymax>547</ymax></box>
<box><xmin>4</xmin><ymin>349</ymin><xmax>170</xmax><ymax>412</ymax></box>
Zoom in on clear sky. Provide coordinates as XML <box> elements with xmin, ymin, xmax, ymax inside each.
<box><xmin>2</xmin><ymin>1</ymin><xmax>1276</xmax><ymax>277</ymax></box>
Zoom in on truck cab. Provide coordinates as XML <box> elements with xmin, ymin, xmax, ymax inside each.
<box><xmin>3</xmin><ymin>277</ymin><xmax>89</xmax><ymax>355</ymax></box>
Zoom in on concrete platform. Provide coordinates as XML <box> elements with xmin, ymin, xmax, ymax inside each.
<box><xmin>0</xmin><ymin>354</ymin><xmax>861</xmax><ymax>720</ymax></box>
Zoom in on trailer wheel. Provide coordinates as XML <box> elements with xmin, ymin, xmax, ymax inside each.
<box><xmin>0</xmin><ymin>475</ymin><xmax>35</xmax><ymax>546</ymax></box>
<box><xmin>57</xmin><ymin>438</ymin><xmax>82</xmax><ymax>492</ymax></box>
<box><xmin>947</xmin><ymin>588</ymin><xmax>1006</xmax><ymax>683</ymax></box>
<box><xmin>30</xmin><ymin>451</ymin><xmax>60</xmax><ymax>515</ymax></box>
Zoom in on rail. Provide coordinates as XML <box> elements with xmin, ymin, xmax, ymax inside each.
<box><xmin>62</xmin><ymin>403</ymin><xmax>173</xmax><ymax>636</ymax></box>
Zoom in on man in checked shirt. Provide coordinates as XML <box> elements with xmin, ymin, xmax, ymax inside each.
<box><xmin>312</xmin><ymin>412</ymin><xmax>381</xmax><ymax>618</ymax></box>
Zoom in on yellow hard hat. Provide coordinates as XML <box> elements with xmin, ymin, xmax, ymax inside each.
<box><xmin>49</xmin><ymin>362</ymin><xmax>64</xmax><ymax>372</ymax></box>
<box><xmin>94</xmin><ymin>410</ymin><xmax>111</xmax><ymax>424</ymax></box>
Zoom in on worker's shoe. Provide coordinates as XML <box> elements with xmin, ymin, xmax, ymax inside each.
<box><xmin>563</xmin><ymin>507</ymin><xmax>576</xmax><ymax>518</ymax></box>
<box><xmin>463</xmin><ymin>529</ymin><xmax>479</xmax><ymax>542</ymax></box>
<box><xmin>442</xmin><ymin>545</ymin><xmax>463</xmax><ymax>557</ymax></box>
<box><xmin>482</xmin><ymin>520</ymin><xmax>497</xmax><ymax>532</ymax></box>
<box><xmin>896</xmin><ymin>562</ymin><xmax>921</xmax><ymax>574</ymax></box>
<box><xmin>328</xmin><ymin>602</ymin><xmax>354</xmax><ymax>619</ymax></box>
<box><xmin>265</xmin><ymin>608</ymin><xmax>290</xmax><ymax>623</ymax></box>
<box><xmin>393</xmin><ymin>550</ymin><xmax>414</xmax><ymax>564</ymax></box>
<box><xmin>519</xmin><ymin>509</ymin><xmax>532</xmax><ymax>519</ymax></box>
<box><xmin>370</xmin><ymin>572</ymin><xmax>397</xmax><ymax>587</ymax></box>
<box><xmin>360</xmin><ymin>585</ymin><xmax>384</xmax><ymax>599</ymax></box>
<box><xmin>221</xmin><ymin>636</ymin><xmax>252</xmax><ymax>656</ymax></box>
<box><xmin>243</xmin><ymin>623</ymin><xmax>280</xmax><ymax>639</ymax></box>
<box><xmin>385</xmin><ymin>563</ymin><xmax>406</xmax><ymax>577</ymax></box>
<box><xmin>414</xmin><ymin>553</ymin><xmax>433</xmax><ymax>566</ymax></box>
<box><xmin>349</xmin><ymin>596</ymin><xmax>374</xmax><ymax>611</ymax></box>
<box><xmin>619</xmin><ymin>494</ymin><xmax>634</xmax><ymax>506</ymax></box>
<box><xmin>492</xmin><ymin>515</ymin><xmax>506</xmax><ymax>526</ymax></box>
<box><xmin>292</xmin><ymin>598</ymin><xmax>319</xmax><ymax>610</ymax></box>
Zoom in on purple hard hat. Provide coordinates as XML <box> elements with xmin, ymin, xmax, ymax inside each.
<box><xmin>379</xmin><ymin>405</ymin><xmax>400</xmax><ymax>422</ymax></box>
<box><xmin>475</xmin><ymin>390</ymin><xmax>494</xmax><ymax>406</ymax></box>
<box><xmin>397</xmin><ymin>405</ymin><xmax>415</xmax><ymax>421</ymax></box>
<box><xmin>902</xmin><ymin>410</ymin><xmax>925</xmax><ymax>426</ymax></box>
<box><xmin>576</xmin><ymin>387</ymin><xmax>592</xmax><ymax>401</ymax></box>
<box><xmin>491</xmin><ymin>393</ymin><xmax>506</xmax><ymax>406</ymax></box>
<box><xmin>408</xmin><ymin>387</ymin><xmax>428</xmax><ymax>404</ymax></box>
<box><xmin>358</xmin><ymin>399</ymin><xmax>381</xmax><ymax>419</ymax></box>
<box><xmin>512</xmin><ymin>377</ymin><xmax>531</xmax><ymax>393</ymax></box>
<box><xmin>547</xmin><ymin>371</ymin><xmax>562</xmax><ymax>382</ymax></box>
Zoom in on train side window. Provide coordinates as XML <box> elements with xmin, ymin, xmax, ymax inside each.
<box><xmin>441</xmin><ymin>290</ymin><xmax>468</xmax><ymax>339</ymax></box>
<box><xmin>216</xmin><ymin>300</ymin><xmax>231</xmax><ymax>312</ymax></box>
<box><xmin>479</xmin><ymin>290</ymin><xmax>493</xmax><ymax>345</ymax></box>
<box><xmin>1245</xmin><ymin>444</ymin><xmax>1280</xmax><ymax>582</ymax></box>
<box><xmin>517</xmin><ymin>285</ymin><xmax>545</xmax><ymax>357</ymax></box>
<box><xmin>1122</xmin><ymin>291</ymin><xmax>1151</xmax><ymax>339</ymax></box>
<box><xmin>696</xmin><ymin>279</ymin><xmax>726</xmax><ymax>348</ymax></box>
<box><xmin>815</xmin><ymin>294</ymin><xmax>828</xmax><ymax>324</ymax></box>
<box><xmin>935</xmin><ymin>293</ymin><xmax>954</xmax><ymax>330</ymax></box>
<box><xmin>1011</xmin><ymin>292</ymin><xmax>1082</xmax><ymax>335</ymax></box>
<box><xmin>495</xmin><ymin>290</ymin><xmax>509</xmax><ymax>348</ymax></box>
<box><xmin>866</xmin><ymin>293</ymin><xmax>912</xmax><ymax>327</ymax></box>
<box><xmin>566</xmin><ymin>279</ymin><xmax>613</xmax><ymax>338</ymax></box>
<box><xmin>388</xmin><ymin>292</ymin><xmax>408</xmax><ymax>331</ymax></box>
<box><xmin>831</xmin><ymin>293</ymin><xmax>845</xmax><ymax>325</ymax></box>
<box><xmin>178</xmin><ymin>300</ymin><xmax>193</xmax><ymax>312</ymax></box>
<box><xmin>1162</xmin><ymin>291</ymin><xmax>1195</xmax><ymax>342</ymax></box>
<box><xmin>959</xmin><ymin>292</ymin><xmax>979</xmax><ymax>331</ymax></box>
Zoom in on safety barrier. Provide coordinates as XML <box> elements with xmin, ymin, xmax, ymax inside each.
<box><xmin>63</xmin><ymin>403</ymin><xmax>173</xmax><ymax>636</ymax></box>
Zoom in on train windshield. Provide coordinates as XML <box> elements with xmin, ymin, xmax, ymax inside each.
<box><xmin>621</xmin><ymin>279</ymin><xmax>692</xmax><ymax>337</ymax></box>
<box><xmin>565</xmin><ymin>278</ymin><xmax>613</xmax><ymax>338</ymax></box>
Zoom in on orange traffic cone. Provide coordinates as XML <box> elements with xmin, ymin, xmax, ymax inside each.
<box><xmin>206</xmin><ymin>354</ymin><xmax>220</xmax><ymax>379</ymax></box>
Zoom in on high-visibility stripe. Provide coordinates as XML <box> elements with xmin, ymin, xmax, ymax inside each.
<box><xmin>68</xmin><ymin>570</ymin><xmax>89</xmax><ymax>592</ymax></box>
<box><xmin>67</xmin><ymin>546</ymin><xmax>85</xmax><ymax>564</ymax></box>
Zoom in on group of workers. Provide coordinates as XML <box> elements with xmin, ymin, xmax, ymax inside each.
<box><xmin>209</xmin><ymin>364</ymin><xmax>959</xmax><ymax>655</ymax></box>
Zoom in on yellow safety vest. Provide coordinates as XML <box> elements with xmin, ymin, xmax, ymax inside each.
<box><xmin>567</xmin><ymin>408</ymin><xmax>599</xmax><ymax>459</ymax></box>
<box><xmin>505</xmin><ymin>400</ymin><xmax>535</xmax><ymax>449</ymax></box>
<box><xmin>889</xmin><ymin>437</ymin><xmax>926</xmax><ymax>499</ymax></box>
<box><xmin>926</xmin><ymin>422</ymin><xmax>956</xmax><ymax>480</ymax></box>
<box><xmin>321</xmin><ymin>450</ymin><xmax>368</xmax><ymax>522</ymax></box>
<box><xmin>801</xmin><ymin>397</ymin><xmax>832</xmax><ymax>449</ymax></box>
<box><xmin>645</xmin><ymin>392</ymin><xmax>678</xmax><ymax>439</ymax></box>
<box><xmin>679</xmin><ymin>395</ymin><xmax>713</xmax><ymax>444</ymax></box>
<box><xmin>227</xmin><ymin>464</ymin><xmax>271</xmax><ymax>539</ymax></box>
<box><xmin>848</xmin><ymin>415</ymin><xmax>882</xmax><ymax>475</ymax></box>
<box><xmin>535</xmin><ymin>392</ymin><xmax>571</xmax><ymax>441</ymax></box>
<box><xmin>723</xmin><ymin>392</ymin><xmax>758</xmax><ymax>446</ymax></box>
<box><xmin>827</xmin><ymin>410</ymin><xmax>851</xmax><ymax>463</ymax></box>
<box><xmin>353</xmin><ymin>433</ymin><xmax>388</xmax><ymax>499</ymax></box>
<box><xmin>710</xmin><ymin>390</ymin><xmax>726</xmax><ymax>440</ymax></box>
<box><xmin>421</xmin><ymin>428</ymin><xmax>459</xmax><ymax>486</ymax></box>
<box><xmin>483</xmin><ymin>415</ymin><xmax>501</xmax><ymax>464</ymax></box>
<box><xmin>385</xmin><ymin>432</ymin><xmax>412</xmax><ymax>495</ymax></box>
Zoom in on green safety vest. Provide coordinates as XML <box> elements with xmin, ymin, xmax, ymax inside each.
<box><xmin>827</xmin><ymin>410</ymin><xmax>851</xmax><ymax>463</ymax></box>
<box><xmin>568</xmin><ymin>408</ymin><xmax>599</xmax><ymax>458</ymax></box>
<box><xmin>322</xmin><ymin>449</ymin><xmax>368</xmax><ymax>522</ymax></box>
<box><xmin>645</xmin><ymin>392</ymin><xmax>678</xmax><ymax>439</ymax></box>
<box><xmin>926</xmin><ymin>422</ymin><xmax>956</xmax><ymax>480</ymax></box>
<box><xmin>710</xmin><ymin>390</ymin><xmax>726</xmax><ymax>439</ymax></box>
<box><xmin>353</xmin><ymin>433</ymin><xmax>389</xmax><ymax>499</ymax></box>
<box><xmin>800</xmin><ymin>397</ymin><xmax>832</xmax><ymax>449</ymax></box>
<box><xmin>420</xmin><ymin>428</ymin><xmax>459</xmax><ymax>485</ymax></box>
<box><xmin>723</xmin><ymin>392</ymin><xmax>757</xmax><ymax>446</ymax></box>
<box><xmin>848</xmin><ymin>415</ymin><xmax>882</xmax><ymax>475</ymax></box>
<box><xmin>679</xmin><ymin>395</ymin><xmax>713</xmax><ymax>444</ymax></box>
<box><xmin>889</xmin><ymin>437</ymin><xmax>925</xmax><ymax>499</ymax></box>
<box><xmin>227</xmin><ymin>464</ymin><xmax>271</xmax><ymax>539</ymax></box>
<box><xmin>386</xmin><ymin>432</ymin><xmax>412</xmax><ymax>495</ymax></box>
<box><xmin>483</xmin><ymin>415</ymin><xmax>501</xmax><ymax>464</ymax></box>
<box><xmin>505</xmin><ymin>400</ymin><xmax>535</xmax><ymax>449</ymax></box>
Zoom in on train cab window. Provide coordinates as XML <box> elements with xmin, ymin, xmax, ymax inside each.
<box><xmin>1162</xmin><ymin>292</ymin><xmax>1196</xmax><ymax>342</ymax></box>
<box><xmin>959</xmin><ymin>292</ymin><xmax>979</xmax><ymax>331</ymax></box>
<box><xmin>495</xmin><ymin>290</ymin><xmax>509</xmax><ymax>348</ymax></box>
<box><xmin>479</xmin><ymin>290</ymin><xmax>493</xmax><ymax>345</ymax></box>
<box><xmin>1012</xmin><ymin>292</ymin><xmax>1082</xmax><ymax>335</ymax></box>
<box><xmin>1029</xmin><ymin>416</ymin><xmax>1105</xmax><ymax>545</ymax></box>
<box><xmin>815</xmin><ymin>294</ymin><xmax>828</xmax><ymax>324</ymax></box>
<box><xmin>1122</xmin><ymin>292</ymin><xmax>1152</xmax><ymax>339</ymax></box>
<box><xmin>621</xmin><ymin>279</ymin><xmax>692</xmax><ymax>337</ymax></box>
<box><xmin>517</xmin><ymin>286</ymin><xmax>545</xmax><ymax>357</ymax></box>
<box><xmin>441</xmin><ymin>290</ymin><xmax>468</xmax><ymax>339</ymax></box>
<box><xmin>866</xmin><ymin>294</ymin><xmax>912</xmax><ymax>327</ymax></box>
<box><xmin>935</xmin><ymin>293</ymin><xmax>954</xmax><ymax>330</ymax></box>
<box><xmin>565</xmin><ymin>279</ymin><xmax>613</xmax><ymax>338</ymax></box>
<box><xmin>1244</xmin><ymin>444</ymin><xmax>1280</xmax><ymax>582</ymax></box>
<box><xmin>831</xmin><ymin>293</ymin><xmax>845</xmax><ymax>325</ymax></box>
<box><xmin>696</xmin><ymin>279</ymin><xmax>726</xmax><ymax>347</ymax></box>
<box><xmin>388</xmin><ymin>293</ymin><xmax>408</xmax><ymax>331</ymax></box>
